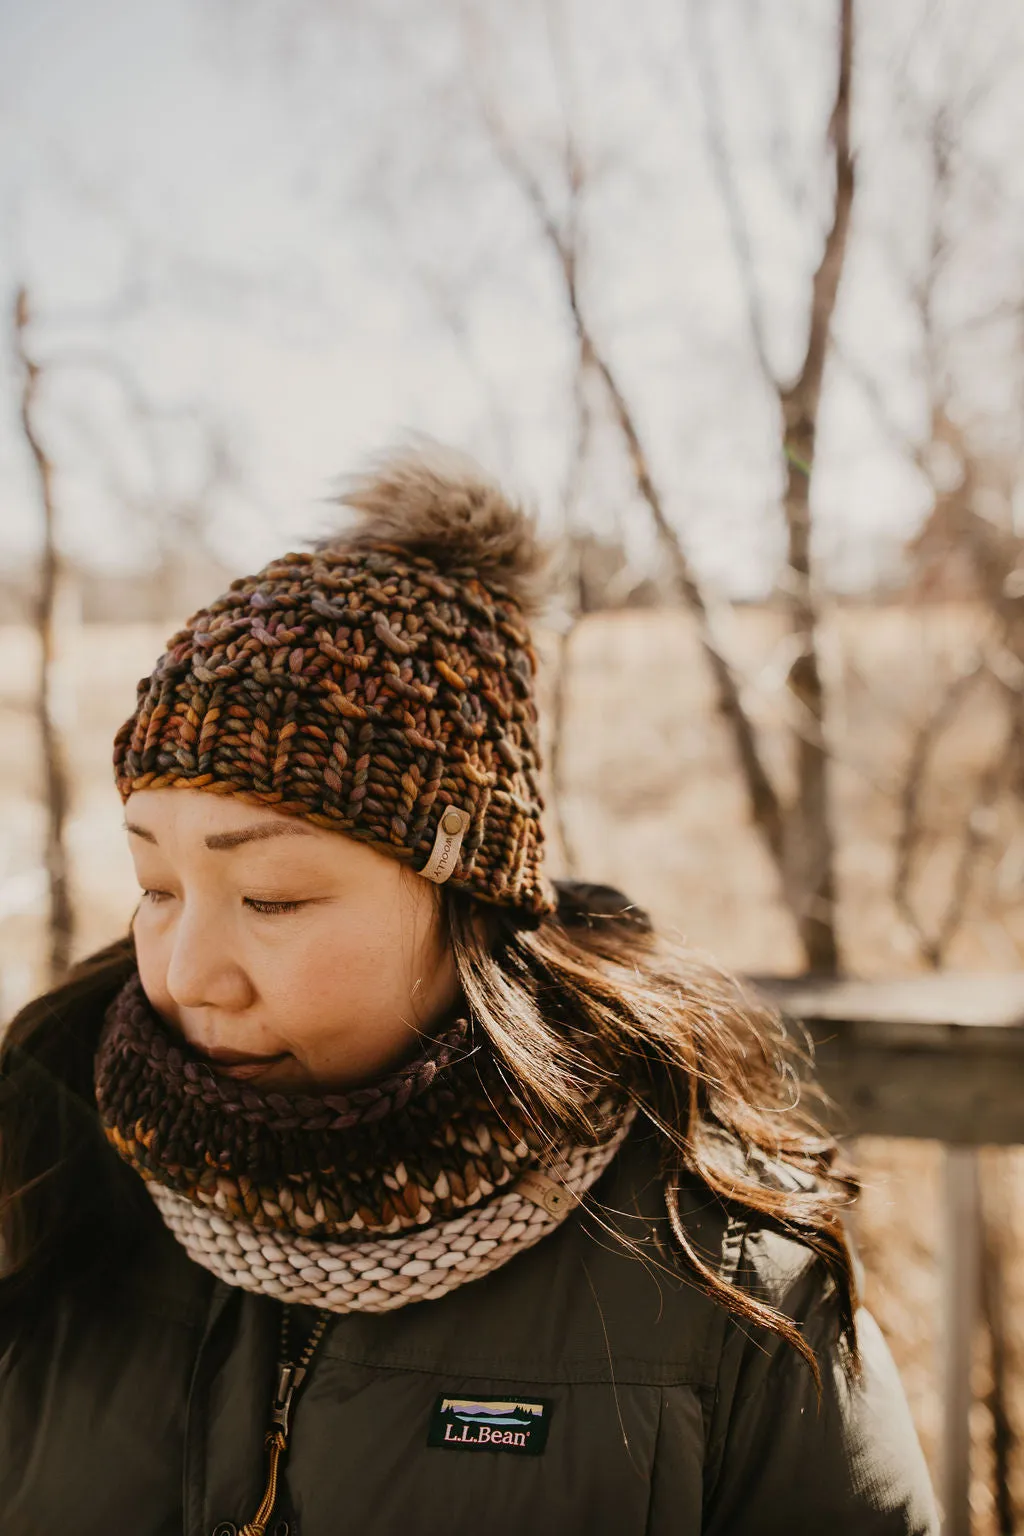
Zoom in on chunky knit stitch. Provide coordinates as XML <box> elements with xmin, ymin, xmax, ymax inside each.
<box><xmin>97</xmin><ymin>971</ymin><xmax>561</xmax><ymax>1238</ymax></box>
<box><xmin>112</xmin><ymin>447</ymin><xmax>556</xmax><ymax>915</ymax></box>
<box><xmin>94</xmin><ymin>970</ymin><xmax>636</xmax><ymax>1313</ymax></box>
<box><xmin>146</xmin><ymin>1126</ymin><xmax>634</xmax><ymax>1313</ymax></box>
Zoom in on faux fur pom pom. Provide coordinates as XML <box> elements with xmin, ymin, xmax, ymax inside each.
<box><xmin>312</xmin><ymin>440</ymin><xmax>550</xmax><ymax>615</ymax></box>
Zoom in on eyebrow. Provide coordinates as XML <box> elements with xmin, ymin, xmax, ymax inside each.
<box><xmin>122</xmin><ymin>819</ymin><xmax>315</xmax><ymax>851</ymax></box>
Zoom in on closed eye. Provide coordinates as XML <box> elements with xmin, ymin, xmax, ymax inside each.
<box><xmin>139</xmin><ymin>890</ymin><xmax>305</xmax><ymax>916</ymax></box>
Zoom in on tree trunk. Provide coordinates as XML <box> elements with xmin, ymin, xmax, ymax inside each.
<box><xmin>13</xmin><ymin>287</ymin><xmax>74</xmax><ymax>985</ymax></box>
<box><xmin>775</xmin><ymin>0</ymin><xmax>855</xmax><ymax>975</ymax></box>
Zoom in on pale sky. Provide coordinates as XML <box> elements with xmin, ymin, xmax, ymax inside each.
<box><xmin>1</xmin><ymin>0</ymin><xmax>1022</xmax><ymax>596</ymax></box>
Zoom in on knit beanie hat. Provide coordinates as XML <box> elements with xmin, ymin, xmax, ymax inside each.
<box><xmin>112</xmin><ymin>444</ymin><xmax>557</xmax><ymax>916</ymax></box>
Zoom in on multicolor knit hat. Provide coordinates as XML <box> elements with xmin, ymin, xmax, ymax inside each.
<box><xmin>112</xmin><ymin>444</ymin><xmax>557</xmax><ymax>916</ymax></box>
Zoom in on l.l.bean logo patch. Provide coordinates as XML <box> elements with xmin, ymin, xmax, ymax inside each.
<box><xmin>427</xmin><ymin>1395</ymin><xmax>553</xmax><ymax>1456</ymax></box>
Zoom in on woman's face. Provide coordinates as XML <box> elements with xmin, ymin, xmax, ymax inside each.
<box><xmin>123</xmin><ymin>787</ymin><xmax>460</xmax><ymax>1091</ymax></box>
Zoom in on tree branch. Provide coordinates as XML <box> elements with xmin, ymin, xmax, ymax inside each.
<box><xmin>483</xmin><ymin>102</ymin><xmax>787</xmax><ymax>876</ymax></box>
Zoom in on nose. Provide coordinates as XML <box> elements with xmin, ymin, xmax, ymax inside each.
<box><xmin>163</xmin><ymin>900</ymin><xmax>253</xmax><ymax>1014</ymax></box>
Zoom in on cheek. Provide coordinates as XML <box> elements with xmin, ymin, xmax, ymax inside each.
<box><xmin>268</xmin><ymin>903</ymin><xmax>445</xmax><ymax>1046</ymax></box>
<box><xmin>276</xmin><ymin>905</ymin><xmax>426</xmax><ymax>1011</ymax></box>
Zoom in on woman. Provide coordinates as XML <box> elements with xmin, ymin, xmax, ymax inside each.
<box><xmin>0</xmin><ymin>446</ymin><xmax>936</xmax><ymax>1535</ymax></box>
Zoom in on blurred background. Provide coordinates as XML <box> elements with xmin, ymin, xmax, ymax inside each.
<box><xmin>2</xmin><ymin>0</ymin><xmax>1024</xmax><ymax>1528</ymax></box>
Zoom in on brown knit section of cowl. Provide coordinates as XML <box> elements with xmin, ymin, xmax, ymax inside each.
<box><xmin>94</xmin><ymin>970</ymin><xmax>559</xmax><ymax>1239</ymax></box>
<box><xmin>112</xmin><ymin>537</ymin><xmax>555</xmax><ymax>914</ymax></box>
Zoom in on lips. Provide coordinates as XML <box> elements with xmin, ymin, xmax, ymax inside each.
<box><xmin>216</xmin><ymin>1057</ymin><xmax>290</xmax><ymax>1081</ymax></box>
<box><xmin>193</xmin><ymin>1046</ymin><xmax>291</xmax><ymax>1080</ymax></box>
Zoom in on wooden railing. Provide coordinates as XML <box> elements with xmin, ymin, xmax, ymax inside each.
<box><xmin>752</xmin><ymin>972</ymin><xmax>1024</xmax><ymax>1536</ymax></box>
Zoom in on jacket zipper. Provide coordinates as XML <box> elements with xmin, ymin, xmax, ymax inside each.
<box><xmin>237</xmin><ymin>1304</ymin><xmax>332</xmax><ymax>1536</ymax></box>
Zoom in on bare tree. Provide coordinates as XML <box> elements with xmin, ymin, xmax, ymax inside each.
<box><xmin>893</xmin><ymin>656</ymin><xmax>1019</xmax><ymax>967</ymax></box>
<box><xmin>690</xmin><ymin>0</ymin><xmax>856</xmax><ymax>973</ymax></box>
<box><xmin>487</xmin><ymin>126</ymin><xmax>788</xmax><ymax>910</ymax></box>
<box><xmin>857</xmin><ymin>55</ymin><xmax>1024</xmax><ymax>969</ymax></box>
<box><xmin>477</xmin><ymin>1</ymin><xmax>854</xmax><ymax>972</ymax></box>
<box><xmin>8</xmin><ymin>281</ymin><xmax>245</xmax><ymax>986</ymax></box>
<box><xmin>12</xmin><ymin>287</ymin><xmax>75</xmax><ymax>985</ymax></box>
<box><xmin>773</xmin><ymin>0</ymin><xmax>854</xmax><ymax>977</ymax></box>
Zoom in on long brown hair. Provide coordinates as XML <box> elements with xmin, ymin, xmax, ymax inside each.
<box><xmin>448</xmin><ymin>883</ymin><xmax>859</xmax><ymax>1389</ymax></box>
<box><xmin>0</xmin><ymin>882</ymin><xmax>857</xmax><ymax>1385</ymax></box>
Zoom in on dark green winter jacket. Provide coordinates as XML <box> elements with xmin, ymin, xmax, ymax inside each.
<box><xmin>0</xmin><ymin>1121</ymin><xmax>937</xmax><ymax>1536</ymax></box>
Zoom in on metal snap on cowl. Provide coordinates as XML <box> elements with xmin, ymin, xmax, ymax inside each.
<box><xmin>211</xmin><ymin>1524</ymin><xmax>237</xmax><ymax>1536</ymax></box>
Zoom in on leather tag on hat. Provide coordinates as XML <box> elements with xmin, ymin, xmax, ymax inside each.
<box><xmin>419</xmin><ymin>806</ymin><xmax>471</xmax><ymax>884</ymax></box>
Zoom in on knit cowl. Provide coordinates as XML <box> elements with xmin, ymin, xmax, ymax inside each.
<box><xmin>93</xmin><ymin>969</ymin><xmax>636</xmax><ymax>1313</ymax></box>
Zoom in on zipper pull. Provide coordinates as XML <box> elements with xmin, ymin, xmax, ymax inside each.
<box><xmin>236</xmin><ymin>1307</ymin><xmax>331</xmax><ymax>1536</ymax></box>
<box><xmin>270</xmin><ymin>1363</ymin><xmax>307</xmax><ymax>1438</ymax></box>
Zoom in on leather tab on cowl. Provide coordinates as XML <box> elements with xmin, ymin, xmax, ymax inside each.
<box><xmin>516</xmin><ymin>1169</ymin><xmax>580</xmax><ymax>1218</ymax></box>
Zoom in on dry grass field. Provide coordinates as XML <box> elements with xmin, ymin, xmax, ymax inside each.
<box><xmin>2</xmin><ymin>604</ymin><xmax>1023</xmax><ymax>1530</ymax></box>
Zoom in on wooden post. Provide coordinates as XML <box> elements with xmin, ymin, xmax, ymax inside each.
<box><xmin>940</xmin><ymin>1145</ymin><xmax>979</xmax><ymax>1536</ymax></box>
<box><xmin>747</xmin><ymin>974</ymin><xmax>1024</xmax><ymax>1536</ymax></box>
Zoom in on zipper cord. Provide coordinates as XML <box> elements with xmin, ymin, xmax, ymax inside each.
<box><xmin>238</xmin><ymin>1304</ymin><xmax>332</xmax><ymax>1536</ymax></box>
